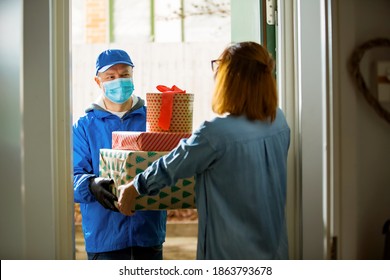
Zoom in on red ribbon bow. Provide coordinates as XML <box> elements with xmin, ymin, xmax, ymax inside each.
<box><xmin>156</xmin><ymin>85</ymin><xmax>186</xmax><ymax>130</ymax></box>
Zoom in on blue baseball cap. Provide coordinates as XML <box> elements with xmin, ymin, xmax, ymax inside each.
<box><xmin>95</xmin><ymin>49</ymin><xmax>134</xmax><ymax>75</ymax></box>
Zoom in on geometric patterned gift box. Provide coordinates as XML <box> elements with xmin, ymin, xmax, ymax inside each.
<box><xmin>99</xmin><ymin>149</ymin><xmax>196</xmax><ymax>210</ymax></box>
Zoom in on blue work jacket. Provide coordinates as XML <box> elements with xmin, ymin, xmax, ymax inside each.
<box><xmin>134</xmin><ymin>108</ymin><xmax>290</xmax><ymax>259</ymax></box>
<box><xmin>73</xmin><ymin>98</ymin><xmax>166</xmax><ymax>253</ymax></box>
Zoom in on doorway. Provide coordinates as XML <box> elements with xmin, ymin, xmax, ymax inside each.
<box><xmin>71</xmin><ymin>0</ymin><xmax>231</xmax><ymax>260</ymax></box>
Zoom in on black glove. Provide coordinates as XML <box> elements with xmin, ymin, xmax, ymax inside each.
<box><xmin>89</xmin><ymin>177</ymin><xmax>119</xmax><ymax>212</ymax></box>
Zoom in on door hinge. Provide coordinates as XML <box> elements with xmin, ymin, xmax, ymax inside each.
<box><xmin>266</xmin><ymin>0</ymin><xmax>276</xmax><ymax>25</ymax></box>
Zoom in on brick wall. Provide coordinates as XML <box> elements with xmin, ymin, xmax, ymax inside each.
<box><xmin>85</xmin><ymin>0</ymin><xmax>108</xmax><ymax>43</ymax></box>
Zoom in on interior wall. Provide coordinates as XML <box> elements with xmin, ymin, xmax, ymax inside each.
<box><xmin>0</xmin><ymin>0</ymin><xmax>24</xmax><ymax>260</ymax></box>
<box><xmin>277</xmin><ymin>0</ymin><xmax>301</xmax><ymax>260</ymax></box>
<box><xmin>0</xmin><ymin>0</ymin><xmax>73</xmax><ymax>260</ymax></box>
<box><xmin>298</xmin><ymin>0</ymin><xmax>328</xmax><ymax>260</ymax></box>
<box><xmin>334</xmin><ymin>0</ymin><xmax>390</xmax><ymax>259</ymax></box>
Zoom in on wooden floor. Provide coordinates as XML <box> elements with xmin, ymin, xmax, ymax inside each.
<box><xmin>75</xmin><ymin>222</ymin><xmax>198</xmax><ymax>260</ymax></box>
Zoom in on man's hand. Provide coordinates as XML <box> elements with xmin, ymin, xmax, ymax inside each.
<box><xmin>89</xmin><ymin>177</ymin><xmax>119</xmax><ymax>212</ymax></box>
<box><xmin>117</xmin><ymin>181</ymin><xmax>138</xmax><ymax>216</ymax></box>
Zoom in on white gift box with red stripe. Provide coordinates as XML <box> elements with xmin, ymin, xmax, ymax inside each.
<box><xmin>112</xmin><ymin>131</ymin><xmax>192</xmax><ymax>151</ymax></box>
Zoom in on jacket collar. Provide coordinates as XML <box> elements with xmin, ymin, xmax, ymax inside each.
<box><xmin>86</xmin><ymin>96</ymin><xmax>146</xmax><ymax>119</ymax></box>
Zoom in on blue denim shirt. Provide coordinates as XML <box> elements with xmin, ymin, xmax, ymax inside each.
<box><xmin>73</xmin><ymin>98</ymin><xmax>166</xmax><ymax>253</ymax></box>
<box><xmin>134</xmin><ymin>108</ymin><xmax>290</xmax><ymax>259</ymax></box>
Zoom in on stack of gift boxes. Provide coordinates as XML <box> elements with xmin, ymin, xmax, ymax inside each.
<box><xmin>99</xmin><ymin>88</ymin><xmax>197</xmax><ymax>212</ymax></box>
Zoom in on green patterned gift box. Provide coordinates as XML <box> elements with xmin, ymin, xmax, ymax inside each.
<box><xmin>99</xmin><ymin>149</ymin><xmax>196</xmax><ymax>210</ymax></box>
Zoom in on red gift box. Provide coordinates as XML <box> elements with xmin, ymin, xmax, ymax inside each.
<box><xmin>112</xmin><ymin>131</ymin><xmax>192</xmax><ymax>151</ymax></box>
<box><xmin>146</xmin><ymin>85</ymin><xmax>194</xmax><ymax>133</ymax></box>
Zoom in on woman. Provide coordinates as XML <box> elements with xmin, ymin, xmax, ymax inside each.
<box><xmin>118</xmin><ymin>41</ymin><xmax>290</xmax><ymax>260</ymax></box>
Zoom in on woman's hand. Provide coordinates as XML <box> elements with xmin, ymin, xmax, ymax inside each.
<box><xmin>117</xmin><ymin>181</ymin><xmax>138</xmax><ymax>216</ymax></box>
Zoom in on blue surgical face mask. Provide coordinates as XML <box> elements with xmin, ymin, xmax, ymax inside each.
<box><xmin>102</xmin><ymin>78</ymin><xmax>134</xmax><ymax>104</ymax></box>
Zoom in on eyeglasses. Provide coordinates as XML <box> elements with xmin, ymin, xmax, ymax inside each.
<box><xmin>211</xmin><ymin>59</ymin><xmax>221</xmax><ymax>72</ymax></box>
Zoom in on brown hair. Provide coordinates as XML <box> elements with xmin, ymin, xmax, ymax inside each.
<box><xmin>211</xmin><ymin>41</ymin><xmax>278</xmax><ymax>121</ymax></box>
